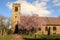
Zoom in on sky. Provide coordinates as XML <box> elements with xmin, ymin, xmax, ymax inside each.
<box><xmin>0</xmin><ymin>0</ymin><xmax>60</xmax><ymax>17</ymax></box>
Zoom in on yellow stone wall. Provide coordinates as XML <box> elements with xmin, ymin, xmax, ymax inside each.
<box><xmin>41</xmin><ymin>25</ymin><xmax>60</xmax><ymax>35</ymax></box>
<box><xmin>56</xmin><ymin>26</ymin><xmax>60</xmax><ymax>34</ymax></box>
<box><xmin>11</xmin><ymin>4</ymin><xmax>20</xmax><ymax>32</ymax></box>
<box><xmin>35</xmin><ymin>25</ymin><xmax>60</xmax><ymax>35</ymax></box>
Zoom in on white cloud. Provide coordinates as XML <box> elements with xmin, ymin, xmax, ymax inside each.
<box><xmin>6</xmin><ymin>0</ymin><xmax>51</xmax><ymax>17</ymax></box>
<box><xmin>53</xmin><ymin>0</ymin><xmax>59</xmax><ymax>3</ymax></box>
<box><xmin>53</xmin><ymin>0</ymin><xmax>60</xmax><ymax>6</ymax></box>
<box><xmin>40</xmin><ymin>0</ymin><xmax>50</xmax><ymax>2</ymax></box>
<box><xmin>7</xmin><ymin>2</ymin><xmax>13</xmax><ymax>9</ymax></box>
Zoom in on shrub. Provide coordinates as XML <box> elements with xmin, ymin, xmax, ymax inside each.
<box><xmin>7</xmin><ymin>29</ymin><xmax>13</xmax><ymax>34</ymax></box>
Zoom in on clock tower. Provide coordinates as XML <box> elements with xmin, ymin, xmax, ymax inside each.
<box><xmin>12</xmin><ymin>3</ymin><xmax>20</xmax><ymax>33</ymax></box>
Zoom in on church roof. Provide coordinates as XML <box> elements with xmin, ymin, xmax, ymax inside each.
<box><xmin>18</xmin><ymin>16</ymin><xmax>60</xmax><ymax>30</ymax></box>
<box><xmin>39</xmin><ymin>17</ymin><xmax>60</xmax><ymax>25</ymax></box>
<box><xmin>19</xmin><ymin>16</ymin><xmax>60</xmax><ymax>25</ymax></box>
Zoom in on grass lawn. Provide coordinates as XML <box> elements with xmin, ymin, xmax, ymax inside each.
<box><xmin>22</xmin><ymin>34</ymin><xmax>41</xmax><ymax>39</ymax></box>
<box><xmin>0</xmin><ymin>35</ymin><xmax>12</xmax><ymax>40</ymax></box>
<box><xmin>22</xmin><ymin>34</ymin><xmax>60</xmax><ymax>39</ymax></box>
<box><xmin>0</xmin><ymin>34</ymin><xmax>60</xmax><ymax>40</ymax></box>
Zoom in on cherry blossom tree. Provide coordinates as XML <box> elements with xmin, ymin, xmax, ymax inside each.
<box><xmin>18</xmin><ymin>15</ymin><xmax>46</xmax><ymax>34</ymax></box>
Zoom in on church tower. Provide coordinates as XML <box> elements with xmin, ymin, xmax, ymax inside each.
<box><xmin>12</xmin><ymin>3</ymin><xmax>20</xmax><ymax>32</ymax></box>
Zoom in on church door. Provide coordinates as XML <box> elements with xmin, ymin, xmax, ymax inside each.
<box><xmin>14</xmin><ymin>24</ymin><xmax>19</xmax><ymax>34</ymax></box>
<box><xmin>48</xmin><ymin>27</ymin><xmax>51</xmax><ymax>35</ymax></box>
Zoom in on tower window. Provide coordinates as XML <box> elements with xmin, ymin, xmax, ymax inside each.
<box><xmin>45</xmin><ymin>27</ymin><xmax>48</xmax><ymax>31</ymax></box>
<box><xmin>15</xmin><ymin>7</ymin><xmax>18</xmax><ymax>11</ymax></box>
<box><xmin>39</xmin><ymin>28</ymin><xmax>41</xmax><ymax>31</ymax></box>
<box><xmin>53</xmin><ymin>26</ymin><xmax>56</xmax><ymax>31</ymax></box>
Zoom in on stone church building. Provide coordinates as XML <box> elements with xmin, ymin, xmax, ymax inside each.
<box><xmin>11</xmin><ymin>3</ymin><xmax>60</xmax><ymax>35</ymax></box>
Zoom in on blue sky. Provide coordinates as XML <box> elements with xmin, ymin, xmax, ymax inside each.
<box><xmin>0</xmin><ymin>0</ymin><xmax>9</xmax><ymax>17</ymax></box>
<box><xmin>0</xmin><ymin>0</ymin><xmax>16</xmax><ymax>17</ymax></box>
<box><xmin>0</xmin><ymin>0</ymin><xmax>60</xmax><ymax>17</ymax></box>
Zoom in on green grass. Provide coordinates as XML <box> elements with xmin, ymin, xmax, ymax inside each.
<box><xmin>0</xmin><ymin>34</ymin><xmax>60</xmax><ymax>40</ymax></box>
<box><xmin>22</xmin><ymin>34</ymin><xmax>41</xmax><ymax>39</ymax></box>
<box><xmin>0</xmin><ymin>35</ymin><xmax>12</xmax><ymax>40</ymax></box>
<box><xmin>22</xmin><ymin>34</ymin><xmax>60</xmax><ymax>39</ymax></box>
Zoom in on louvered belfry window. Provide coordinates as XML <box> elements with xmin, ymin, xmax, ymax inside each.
<box><xmin>15</xmin><ymin>7</ymin><xmax>18</xmax><ymax>11</ymax></box>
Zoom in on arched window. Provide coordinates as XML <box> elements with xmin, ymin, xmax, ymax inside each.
<box><xmin>15</xmin><ymin>7</ymin><xmax>18</xmax><ymax>11</ymax></box>
<box><xmin>39</xmin><ymin>28</ymin><xmax>41</xmax><ymax>31</ymax></box>
<box><xmin>45</xmin><ymin>27</ymin><xmax>48</xmax><ymax>31</ymax></box>
<box><xmin>53</xmin><ymin>26</ymin><xmax>56</xmax><ymax>31</ymax></box>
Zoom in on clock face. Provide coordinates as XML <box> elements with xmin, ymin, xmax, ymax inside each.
<box><xmin>15</xmin><ymin>14</ymin><xmax>17</xmax><ymax>16</ymax></box>
<box><xmin>15</xmin><ymin>14</ymin><xmax>17</xmax><ymax>18</ymax></box>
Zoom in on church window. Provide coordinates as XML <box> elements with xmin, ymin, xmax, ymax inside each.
<box><xmin>39</xmin><ymin>28</ymin><xmax>41</xmax><ymax>31</ymax></box>
<box><xmin>53</xmin><ymin>26</ymin><xmax>56</xmax><ymax>31</ymax></box>
<box><xmin>15</xmin><ymin>7</ymin><xmax>18</xmax><ymax>11</ymax></box>
<box><xmin>45</xmin><ymin>27</ymin><xmax>48</xmax><ymax>31</ymax></box>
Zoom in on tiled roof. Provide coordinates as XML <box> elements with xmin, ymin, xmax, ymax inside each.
<box><xmin>43</xmin><ymin>17</ymin><xmax>60</xmax><ymax>25</ymax></box>
<box><xmin>20</xmin><ymin>16</ymin><xmax>60</xmax><ymax>25</ymax></box>
<box><xmin>18</xmin><ymin>16</ymin><xmax>60</xmax><ymax>30</ymax></box>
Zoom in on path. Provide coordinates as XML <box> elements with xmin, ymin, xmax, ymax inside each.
<box><xmin>11</xmin><ymin>34</ymin><xmax>24</xmax><ymax>40</ymax></box>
